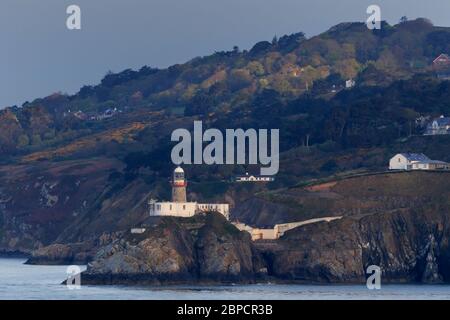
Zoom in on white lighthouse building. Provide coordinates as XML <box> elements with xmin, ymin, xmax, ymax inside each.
<box><xmin>149</xmin><ymin>166</ymin><xmax>230</xmax><ymax>219</ymax></box>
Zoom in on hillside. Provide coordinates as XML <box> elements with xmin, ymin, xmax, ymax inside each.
<box><xmin>261</xmin><ymin>201</ymin><xmax>450</xmax><ymax>283</ymax></box>
<box><xmin>2</xmin><ymin>18</ymin><xmax>450</xmax><ymax>159</ymax></box>
<box><xmin>234</xmin><ymin>171</ymin><xmax>450</xmax><ymax>226</ymax></box>
<box><xmin>247</xmin><ymin>171</ymin><xmax>450</xmax><ymax>284</ymax></box>
<box><xmin>1</xmin><ymin>19</ymin><xmax>450</xmax><ymax>255</ymax></box>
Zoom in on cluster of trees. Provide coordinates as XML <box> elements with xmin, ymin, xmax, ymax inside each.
<box><xmin>3</xmin><ymin>19</ymin><xmax>450</xmax><ymax>161</ymax></box>
<box><xmin>24</xmin><ymin>20</ymin><xmax>450</xmax><ymax>119</ymax></box>
<box><xmin>210</xmin><ymin>75</ymin><xmax>450</xmax><ymax>154</ymax></box>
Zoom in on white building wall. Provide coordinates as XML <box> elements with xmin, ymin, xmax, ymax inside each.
<box><xmin>197</xmin><ymin>203</ymin><xmax>230</xmax><ymax>219</ymax></box>
<box><xmin>150</xmin><ymin>201</ymin><xmax>229</xmax><ymax>219</ymax></box>
<box><xmin>411</xmin><ymin>162</ymin><xmax>449</xmax><ymax>170</ymax></box>
<box><xmin>389</xmin><ymin>154</ymin><xmax>409</xmax><ymax>170</ymax></box>
<box><xmin>274</xmin><ymin>217</ymin><xmax>342</xmax><ymax>238</ymax></box>
<box><xmin>412</xmin><ymin>163</ymin><xmax>429</xmax><ymax>170</ymax></box>
<box><xmin>233</xmin><ymin>223</ymin><xmax>253</xmax><ymax>233</ymax></box>
<box><xmin>150</xmin><ymin>202</ymin><xmax>198</xmax><ymax>217</ymax></box>
<box><xmin>131</xmin><ymin>228</ymin><xmax>146</xmax><ymax>234</ymax></box>
<box><xmin>251</xmin><ymin>228</ymin><xmax>277</xmax><ymax>240</ymax></box>
<box><xmin>233</xmin><ymin>217</ymin><xmax>343</xmax><ymax>241</ymax></box>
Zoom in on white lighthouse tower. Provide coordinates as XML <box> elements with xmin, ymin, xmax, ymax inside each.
<box><xmin>171</xmin><ymin>166</ymin><xmax>187</xmax><ymax>202</ymax></box>
<box><xmin>148</xmin><ymin>166</ymin><xmax>229</xmax><ymax>219</ymax></box>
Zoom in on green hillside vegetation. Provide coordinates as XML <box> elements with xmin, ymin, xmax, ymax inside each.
<box><xmin>1</xmin><ymin>18</ymin><xmax>449</xmax><ymax>158</ymax></box>
<box><xmin>1</xmin><ymin>18</ymin><xmax>450</xmax><ymax>203</ymax></box>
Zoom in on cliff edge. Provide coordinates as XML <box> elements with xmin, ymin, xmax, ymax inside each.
<box><xmin>81</xmin><ymin>213</ymin><xmax>266</xmax><ymax>285</ymax></box>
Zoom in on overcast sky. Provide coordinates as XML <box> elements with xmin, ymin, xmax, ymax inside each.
<box><xmin>2</xmin><ymin>0</ymin><xmax>450</xmax><ymax>108</ymax></box>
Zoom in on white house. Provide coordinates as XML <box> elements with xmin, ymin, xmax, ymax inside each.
<box><xmin>433</xmin><ymin>53</ymin><xmax>450</xmax><ymax>67</ymax></box>
<box><xmin>130</xmin><ymin>228</ymin><xmax>146</xmax><ymax>234</ymax></box>
<box><xmin>433</xmin><ymin>54</ymin><xmax>450</xmax><ymax>79</ymax></box>
<box><xmin>389</xmin><ymin>153</ymin><xmax>449</xmax><ymax>171</ymax></box>
<box><xmin>345</xmin><ymin>79</ymin><xmax>355</xmax><ymax>89</ymax></box>
<box><xmin>235</xmin><ymin>173</ymin><xmax>275</xmax><ymax>182</ymax></box>
<box><xmin>425</xmin><ymin>115</ymin><xmax>450</xmax><ymax>135</ymax></box>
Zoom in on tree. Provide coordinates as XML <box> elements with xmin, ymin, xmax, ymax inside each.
<box><xmin>31</xmin><ymin>134</ymin><xmax>42</xmax><ymax>146</ymax></box>
<box><xmin>43</xmin><ymin>129</ymin><xmax>56</xmax><ymax>140</ymax></box>
<box><xmin>247</xmin><ymin>61</ymin><xmax>265</xmax><ymax>76</ymax></box>
<box><xmin>320</xmin><ymin>159</ymin><xmax>338</xmax><ymax>172</ymax></box>
<box><xmin>184</xmin><ymin>92</ymin><xmax>214</xmax><ymax>116</ymax></box>
<box><xmin>227</xmin><ymin>69</ymin><xmax>253</xmax><ymax>91</ymax></box>
<box><xmin>272</xmin><ymin>35</ymin><xmax>278</xmax><ymax>45</ymax></box>
<box><xmin>249</xmin><ymin>41</ymin><xmax>272</xmax><ymax>56</ymax></box>
<box><xmin>130</xmin><ymin>91</ymin><xmax>143</xmax><ymax>106</ymax></box>
<box><xmin>17</xmin><ymin>134</ymin><xmax>30</xmax><ymax>147</ymax></box>
<box><xmin>400</xmin><ymin>16</ymin><xmax>408</xmax><ymax>24</ymax></box>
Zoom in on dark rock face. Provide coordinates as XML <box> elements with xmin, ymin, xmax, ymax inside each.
<box><xmin>25</xmin><ymin>233</ymin><xmax>120</xmax><ymax>265</ymax></box>
<box><xmin>82</xmin><ymin>213</ymin><xmax>264</xmax><ymax>285</ymax></box>
<box><xmin>231</xmin><ymin>198</ymin><xmax>294</xmax><ymax>228</ymax></box>
<box><xmin>64</xmin><ymin>204</ymin><xmax>450</xmax><ymax>286</ymax></box>
<box><xmin>260</xmin><ymin>204</ymin><xmax>450</xmax><ymax>284</ymax></box>
<box><xmin>30</xmin><ymin>203</ymin><xmax>450</xmax><ymax>286</ymax></box>
<box><xmin>0</xmin><ymin>158</ymin><xmax>124</xmax><ymax>253</ymax></box>
<box><xmin>27</xmin><ymin>244</ymin><xmax>76</xmax><ymax>265</ymax></box>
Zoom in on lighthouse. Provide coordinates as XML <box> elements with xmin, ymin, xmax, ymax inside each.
<box><xmin>171</xmin><ymin>166</ymin><xmax>187</xmax><ymax>202</ymax></box>
<box><xmin>148</xmin><ymin>166</ymin><xmax>229</xmax><ymax>219</ymax></box>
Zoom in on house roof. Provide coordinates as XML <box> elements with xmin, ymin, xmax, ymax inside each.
<box><xmin>399</xmin><ymin>153</ymin><xmax>431</xmax><ymax>162</ymax></box>
<box><xmin>433</xmin><ymin>54</ymin><xmax>450</xmax><ymax>64</ymax></box>
<box><xmin>433</xmin><ymin>116</ymin><xmax>450</xmax><ymax>127</ymax></box>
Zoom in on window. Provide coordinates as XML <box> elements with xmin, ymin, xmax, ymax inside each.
<box><xmin>398</xmin><ymin>158</ymin><xmax>401</xmax><ymax>163</ymax></box>
<box><xmin>183</xmin><ymin>205</ymin><xmax>186</xmax><ymax>210</ymax></box>
<box><xmin>156</xmin><ymin>204</ymin><xmax>161</xmax><ymax>210</ymax></box>
<box><xmin>170</xmin><ymin>205</ymin><xmax>172</xmax><ymax>210</ymax></box>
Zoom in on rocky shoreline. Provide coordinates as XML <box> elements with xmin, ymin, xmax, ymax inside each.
<box><xmin>78</xmin><ymin>214</ymin><xmax>267</xmax><ymax>285</ymax></box>
<box><xmin>25</xmin><ymin>243</ymin><xmax>94</xmax><ymax>265</ymax></box>
<box><xmin>54</xmin><ymin>205</ymin><xmax>450</xmax><ymax>286</ymax></box>
<box><xmin>25</xmin><ymin>233</ymin><xmax>121</xmax><ymax>265</ymax></box>
<box><xmin>0</xmin><ymin>250</ymin><xmax>30</xmax><ymax>259</ymax></box>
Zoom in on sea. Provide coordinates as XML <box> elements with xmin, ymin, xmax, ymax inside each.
<box><xmin>0</xmin><ymin>258</ymin><xmax>449</xmax><ymax>300</ymax></box>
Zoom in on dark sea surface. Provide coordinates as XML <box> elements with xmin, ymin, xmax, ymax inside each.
<box><xmin>0</xmin><ymin>258</ymin><xmax>449</xmax><ymax>300</ymax></box>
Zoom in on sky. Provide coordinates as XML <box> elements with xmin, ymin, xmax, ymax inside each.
<box><xmin>2</xmin><ymin>0</ymin><xmax>450</xmax><ymax>108</ymax></box>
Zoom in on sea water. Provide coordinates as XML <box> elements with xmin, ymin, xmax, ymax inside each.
<box><xmin>0</xmin><ymin>258</ymin><xmax>449</xmax><ymax>300</ymax></box>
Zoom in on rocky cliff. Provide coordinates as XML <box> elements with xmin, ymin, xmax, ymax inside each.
<box><xmin>0</xmin><ymin>158</ymin><xmax>125</xmax><ymax>254</ymax></box>
<box><xmin>25</xmin><ymin>233</ymin><xmax>120</xmax><ymax>265</ymax></box>
<box><xmin>79</xmin><ymin>172</ymin><xmax>450</xmax><ymax>285</ymax></box>
<box><xmin>78</xmin><ymin>205</ymin><xmax>450</xmax><ymax>285</ymax></box>
<box><xmin>6</xmin><ymin>170</ymin><xmax>450</xmax><ymax>285</ymax></box>
<box><xmin>258</xmin><ymin>204</ymin><xmax>450</xmax><ymax>284</ymax></box>
<box><xmin>81</xmin><ymin>213</ymin><xmax>266</xmax><ymax>285</ymax></box>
